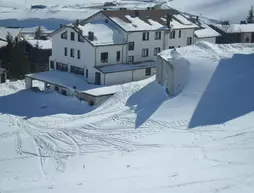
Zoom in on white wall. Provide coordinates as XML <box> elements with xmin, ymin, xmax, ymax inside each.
<box><xmin>165</xmin><ymin>28</ymin><xmax>195</xmax><ymax>49</ymax></box>
<box><xmin>194</xmin><ymin>36</ymin><xmax>216</xmax><ymax>44</ymax></box>
<box><xmin>50</xmin><ymin>27</ymin><xmax>96</xmax><ymax>82</ymax></box>
<box><xmin>127</xmin><ymin>31</ymin><xmax>164</xmax><ymax>63</ymax></box>
<box><xmin>133</xmin><ymin>68</ymin><xmax>156</xmax><ymax>81</ymax></box>
<box><xmin>103</xmin><ymin>67</ymin><xmax>156</xmax><ymax>85</ymax></box>
<box><xmin>104</xmin><ymin>71</ymin><xmax>133</xmax><ymax>85</ymax></box>
<box><xmin>95</xmin><ymin>44</ymin><xmax>127</xmax><ymax>66</ymax></box>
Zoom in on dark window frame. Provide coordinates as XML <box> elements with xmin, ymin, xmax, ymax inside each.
<box><xmin>169</xmin><ymin>46</ymin><xmax>175</xmax><ymax>49</ymax></box>
<box><xmin>128</xmin><ymin>56</ymin><xmax>134</xmax><ymax>63</ymax></box>
<box><xmin>86</xmin><ymin>69</ymin><xmax>88</xmax><ymax>78</ymax></box>
<box><xmin>187</xmin><ymin>37</ymin><xmax>192</xmax><ymax>45</ymax></box>
<box><xmin>70</xmin><ymin>65</ymin><xmax>84</xmax><ymax>76</ymax></box>
<box><xmin>145</xmin><ymin>68</ymin><xmax>151</xmax><ymax>76</ymax></box>
<box><xmin>50</xmin><ymin>60</ymin><xmax>54</xmax><ymax>69</ymax></box>
<box><xmin>128</xmin><ymin>42</ymin><xmax>135</xmax><ymax>50</ymax></box>
<box><xmin>77</xmin><ymin>50</ymin><xmax>80</xmax><ymax>59</ymax></box>
<box><xmin>78</xmin><ymin>34</ymin><xmax>85</xmax><ymax>42</ymax></box>
<box><xmin>56</xmin><ymin>62</ymin><xmax>68</xmax><ymax>72</ymax></box>
<box><xmin>170</xmin><ymin>30</ymin><xmax>176</xmax><ymax>39</ymax></box>
<box><xmin>142</xmin><ymin>48</ymin><xmax>149</xmax><ymax>57</ymax></box>
<box><xmin>155</xmin><ymin>31</ymin><xmax>161</xmax><ymax>40</ymax></box>
<box><xmin>70</xmin><ymin>48</ymin><xmax>74</xmax><ymax>58</ymax></box>
<box><xmin>154</xmin><ymin>47</ymin><xmax>161</xmax><ymax>56</ymax></box>
<box><xmin>116</xmin><ymin>51</ymin><xmax>121</xmax><ymax>62</ymax></box>
<box><xmin>179</xmin><ymin>30</ymin><xmax>182</xmax><ymax>38</ymax></box>
<box><xmin>64</xmin><ymin>47</ymin><xmax>67</xmax><ymax>56</ymax></box>
<box><xmin>101</xmin><ymin>52</ymin><xmax>108</xmax><ymax>63</ymax></box>
<box><xmin>71</xmin><ymin>32</ymin><xmax>75</xmax><ymax>41</ymax></box>
<box><xmin>61</xmin><ymin>31</ymin><xmax>67</xmax><ymax>39</ymax></box>
<box><xmin>142</xmin><ymin>32</ymin><xmax>149</xmax><ymax>41</ymax></box>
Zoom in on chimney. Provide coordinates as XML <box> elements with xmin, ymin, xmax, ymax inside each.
<box><xmin>88</xmin><ymin>31</ymin><xmax>94</xmax><ymax>41</ymax></box>
<box><xmin>75</xmin><ymin>19</ymin><xmax>79</xmax><ymax>26</ymax></box>
<box><xmin>166</xmin><ymin>13</ymin><xmax>172</xmax><ymax>28</ymax></box>
<box><xmin>135</xmin><ymin>10</ymin><xmax>139</xmax><ymax>17</ymax></box>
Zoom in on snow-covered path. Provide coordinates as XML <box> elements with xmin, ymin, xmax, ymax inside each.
<box><xmin>1</xmin><ymin>42</ymin><xmax>254</xmax><ymax>193</ymax></box>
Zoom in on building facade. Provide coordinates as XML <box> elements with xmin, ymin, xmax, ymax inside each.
<box><xmin>49</xmin><ymin>9</ymin><xmax>200</xmax><ymax>85</ymax></box>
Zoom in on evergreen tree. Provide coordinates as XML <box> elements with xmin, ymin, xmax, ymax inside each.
<box><xmin>246</xmin><ymin>6</ymin><xmax>254</xmax><ymax>23</ymax></box>
<box><xmin>2</xmin><ymin>33</ymin><xmax>30</xmax><ymax>79</ymax></box>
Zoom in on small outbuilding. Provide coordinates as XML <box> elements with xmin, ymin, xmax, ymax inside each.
<box><xmin>156</xmin><ymin>49</ymin><xmax>190</xmax><ymax>96</ymax></box>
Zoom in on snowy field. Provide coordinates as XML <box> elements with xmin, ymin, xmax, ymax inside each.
<box><xmin>0</xmin><ymin>0</ymin><xmax>253</xmax><ymax>27</ymax></box>
<box><xmin>1</xmin><ymin>42</ymin><xmax>254</xmax><ymax>193</ymax></box>
<box><xmin>166</xmin><ymin>0</ymin><xmax>254</xmax><ymax>22</ymax></box>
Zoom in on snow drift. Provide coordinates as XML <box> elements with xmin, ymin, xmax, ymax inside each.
<box><xmin>1</xmin><ymin>42</ymin><xmax>254</xmax><ymax>193</ymax></box>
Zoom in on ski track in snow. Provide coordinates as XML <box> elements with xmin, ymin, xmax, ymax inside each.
<box><xmin>1</xmin><ymin>42</ymin><xmax>254</xmax><ymax>192</ymax></box>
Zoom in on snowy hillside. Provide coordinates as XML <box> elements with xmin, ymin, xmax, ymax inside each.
<box><xmin>1</xmin><ymin>42</ymin><xmax>254</xmax><ymax>193</ymax></box>
<box><xmin>166</xmin><ymin>0</ymin><xmax>254</xmax><ymax>22</ymax></box>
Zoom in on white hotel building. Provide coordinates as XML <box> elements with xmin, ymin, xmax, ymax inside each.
<box><xmin>48</xmin><ymin>9</ymin><xmax>211</xmax><ymax>85</ymax></box>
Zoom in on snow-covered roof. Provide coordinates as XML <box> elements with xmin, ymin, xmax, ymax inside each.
<box><xmin>213</xmin><ymin>23</ymin><xmax>254</xmax><ymax>33</ymax></box>
<box><xmin>78</xmin><ymin>21</ymin><xmax>126</xmax><ymax>46</ymax></box>
<box><xmin>26</xmin><ymin>39</ymin><xmax>52</xmax><ymax>49</ymax></box>
<box><xmin>195</xmin><ymin>24</ymin><xmax>220</xmax><ymax>38</ymax></box>
<box><xmin>111</xmin><ymin>16</ymin><xmax>166</xmax><ymax>31</ymax></box>
<box><xmin>102</xmin><ymin>9</ymin><xmax>198</xmax><ymax>32</ymax></box>
<box><xmin>0</xmin><ymin>27</ymin><xmax>21</xmax><ymax>41</ymax></box>
<box><xmin>96</xmin><ymin>61</ymin><xmax>156</xmax><ymax>74</ymax></box>
<box><xmin>0</xmin><ymin>40</ymin><xmax>7</xmax><ymax>48</ymax></box>
<box><xmin>111</xmin><ymin>14</ymin><xmax>198</xmax><ymax>31</ymax></box>
<box><xmin>26</xmin><ymin>70</ymin><xmax>120</xmax><ymax>96</ymax></box>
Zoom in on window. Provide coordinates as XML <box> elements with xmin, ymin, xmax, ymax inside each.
<box><xmin>77</xmin><ymin>50</ymin><xmax>80</xmax><ymax>59</ymax></box>
<box><xmin>187</xmin><ymin>37</ymin><xmax>192</xmax><ymax>45</ymax></box>
<box><xmin>101</xmin><ymin>52</ymin><xmax>108</xmax><ymax>63</ymax></box>
<box><xmin>50</xmin><ymin>61</ymin><xmax>54</xmax><ymax>69</ymax></box>
<box><xmin>142</xmin><ymin>32</ymin><xmax>149</xmax><ymax>41</ymax></box>
<box><xmin>169</xmin><ymin>46</ymin><xmax>175</xmax><ymax>49</ymax></box>
<box><xmin>116</xmin><ymin>51</ymin><xmax>120</xmax><ymax>62</ymax></box>
<box><xmin>145</xmin><ymin>68</ymin><xmax>151</xmax><ymax>76</ymax></box>
<box><xmin>56</xmin><ymin>62</ymin><xmax>68</xmax><ymax>71</ymax></box>
<box><xmin>142</xmin><ymin>48</ymin><xmax>149</xmax><ymax>57</ymax></box>
<box><xmin>155</xmin><ymin>31</ymin><xmax>161</xmax><ymax>40</ymax></box>
<box><xmin>78</xmin><ymin>35</ymin><xmax>85</xmax><ymax>42</ymax></box>
<box><xmin>71</xmin><ymin>32</ymin><xmax>75</xmax><ymax>41</ymax></box>
<box><xmin>61</xmin><ymin>31</ymin><xmax>67</xmax><ymax>39</ymax></box>
<box><xmin>64</xmin><ymin>47</ymin><xmax>67</xmax><ymax>56</ymax></box>
<box><xmin>170</xmin><ymin>30</ymin><xmax>176</xmax><ymax>39</ymax></box>
<box><xmin>179</xmin><ymin>30</ymin><xmax>181</xmax><ymax>38</ymax></box>
<box><xmin>71</xmin><ymin>65</ymin><xmax>84</xmax><ymax>76</ymax></box>
<box><xmin>86</xmin><ymin>69</ymin><xmax>88</xmax><ymax>78</ymax></box>
<box><xmin>154</xmin><ymin>47</ymin><xmax>161</xmax><ymax>56</ymax></box>
<box><xmin>128</xmin><ymin>56</ymin><xmax>134</xmax><ymax>63</ymax></box>
<box><xmin>55</xmin><ymin>86</ymin><xmax>59</xmax><ymax>91</ymax></box>
<box><xmin>178</xmin><ymin>46</ymin><xmax>181</xmax><ymax>48</ymax></box>
<box><xmin>128</xmin><ymin>42</ymin><xmax>135</xmax><ymax>50</ymax></box>
<box><xmin>70</xmin><ymin>48</ymin><xmax>74</xmax><ymax>58</ymax></box>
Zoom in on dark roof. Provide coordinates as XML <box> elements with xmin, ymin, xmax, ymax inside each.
<box><xmin>102</xmin><ymin>9</ymin><xmax>181</xmax><ymax>27</ymax></box>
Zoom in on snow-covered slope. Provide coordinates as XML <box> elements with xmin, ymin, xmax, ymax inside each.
<box><xmin>1</xmin><ymin>42</ymin><xmax>254</xmax><ymax>193</ymax></box>
<box><xmin>166</xmin><ymin>0</ymin><xmax>254</xmax><ymax>22</ymax></box>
